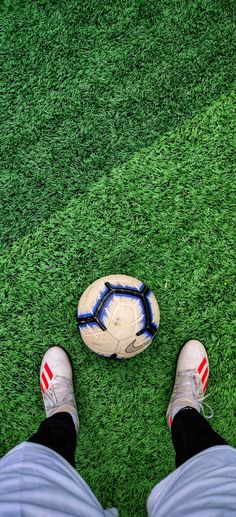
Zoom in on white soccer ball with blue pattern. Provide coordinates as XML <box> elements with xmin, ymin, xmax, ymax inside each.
<box><xmin>77</xmin><ymin>274</ymin><xmax>160</xmax><ymax>359</ymax></box>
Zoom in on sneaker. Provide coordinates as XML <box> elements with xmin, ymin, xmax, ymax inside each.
<box><xmin>40</xmin><ymin>346</ymin><xmax>79</xmax><ymax>433</ymax></box>
<box><xmin>166</xmin><ymin>339</ymin><xmax>212</xmax><ymax>429</ymax></box>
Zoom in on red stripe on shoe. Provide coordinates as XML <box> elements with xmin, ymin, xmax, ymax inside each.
<box><xmin>203</xmin><ymin>378</ymin><xmax>209</xmax><ymax>393</ymax></box>
<box><xmin>42</xmin><ymin>372</ymin><xmax>49</xmax><ymax>389</ymax></box>
<box><xmin>201</xmin><ymin>367</ymin><xmax>208</xmax><ymax>385</ymax></box>
<box><xmin>170</xmin><ymin>416</ymin><xmax>173</xmax><ymax>427</ymax></box>
<box><xmin>40</xmin><ymin>382</ymin><xmax>44</xmax><ymax>393</ymax></box>
<box><xmin>44</xmin><ymin>362</ymin><xmax>53</xmax><ymax>380</ymax></box>
<box><xmin>198</xmin><ymin>357</ymin><xmax>207</xmax><ymax>374</ymax></box>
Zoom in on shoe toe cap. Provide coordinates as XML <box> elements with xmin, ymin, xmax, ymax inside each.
<box><xmin>41</xmin><ymin>346</ymin><xmax>72</xmax><ymax>378</ymax></box>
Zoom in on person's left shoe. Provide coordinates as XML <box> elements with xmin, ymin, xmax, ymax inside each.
<box><xmin>40</xmin><ymin>346</ymin><xmax>79</xmax><ymax>433</ymax></box>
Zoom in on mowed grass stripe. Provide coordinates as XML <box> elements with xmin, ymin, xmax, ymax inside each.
<box><xmin>1</xmin><ymin>0</ymin><xmax>236</xmax><ymax>249</ymax></box>
<box><xmin>0</xmin><ymin>90</ymin><xmax>235</xmax><ymax>516</ymax></box>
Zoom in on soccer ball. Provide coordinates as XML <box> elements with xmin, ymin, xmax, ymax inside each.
<box><xmin>77</xmin><ymin>274</ymin><xmax>160</xmax><ymax>359</ymax></box>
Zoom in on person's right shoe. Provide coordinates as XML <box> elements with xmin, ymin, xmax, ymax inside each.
<box><xmin>166</xmin><ymin>339</ymin><xmax>210</xmax><ymax>429</ymax></box>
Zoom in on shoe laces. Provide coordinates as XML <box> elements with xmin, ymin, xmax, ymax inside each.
<box><xmin>173</xmin><ymin>369</ymin><xmax>213</xmax><ymax>419</ymax></box>
<box><xmin>43</xmin><ymin>375</ymin><xmax>75</xmax><ymax>411</ymax></box>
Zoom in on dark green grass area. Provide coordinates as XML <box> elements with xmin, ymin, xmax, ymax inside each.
<box><xmin>1</xmin><ymin>0</ymin><xmax>236</xmax><ymax>248</ymax></box>
<box><xmin>1</xmin><ymin>89</ymin><xmax>236</xmax><ymax>516</ymax></box>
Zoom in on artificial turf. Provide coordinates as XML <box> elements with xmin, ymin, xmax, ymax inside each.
<box><xmin>1</xmin><ymin>0</ymin><xmax>235</xmax><ymax>249</ymax></box>
<box><xmin>1</xmin><ymin>1</ymin><xmax>236</xmax><ymax>516</ymax></box>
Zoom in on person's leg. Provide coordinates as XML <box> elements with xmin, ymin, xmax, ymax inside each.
<box><xmin>28</xmin><ymin>411</ymin><xmax>77</xmax><ymax>468</ymax></box>
<box><xmin>28</xmin><ymin>346</ymin><xmax>79</xmax><ymax>468</ymax></box>
<box><xmin>171</xmin><ymin>406</ymin><xmax>228</xmax><ymax>468</ymax></box>
<box><xmin>166</xmin><ymin>339</ymin><xmax>228</xmax><ymax>468</ymax></box>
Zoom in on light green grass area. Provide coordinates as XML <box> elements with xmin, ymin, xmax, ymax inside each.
<box><xmin>1</xmin><ymin>1</ymin><xmax>236</xmax><ymax>516</ymax></box>
<box><xmin>1</xmin><ymin>0</ymin><xmax>235</xmax><ymax>248</ymax></box>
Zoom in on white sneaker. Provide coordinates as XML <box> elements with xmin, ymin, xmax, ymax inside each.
<box><xmin>40</xmin><ymin>346</ymin><xmax>79</xmax><ymax>433</ymax></box>
<box><xmin>166</xmin><ymin>339</ymin><xmax>212</xmax><ymax>429</ymax></box>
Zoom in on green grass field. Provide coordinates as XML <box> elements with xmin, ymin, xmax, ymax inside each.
<box><xmin>1</xmin><ymin>1</ymin><xmax>236</xmax><ymax>515</ymax></box>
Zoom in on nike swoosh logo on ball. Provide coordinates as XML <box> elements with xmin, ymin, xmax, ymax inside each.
<box><xmin>125</xmin><ymin>339</ymin><xmax>147</xmax><ymax>354</ymax></box>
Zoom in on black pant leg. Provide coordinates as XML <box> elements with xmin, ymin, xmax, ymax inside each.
<box><xmin>171</xmin><ymin>407</ymin><xmax>228</xmax><ymax>468</ymax></box>
<box><xmin>28</xmin><ymin>412</ymin><xmax>77</xmax><ymax>468</ymax></box>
